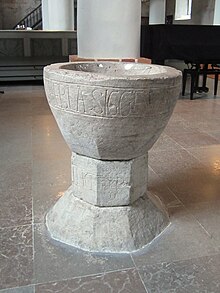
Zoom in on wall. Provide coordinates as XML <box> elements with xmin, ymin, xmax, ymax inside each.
<box><xmin>0</xmin><ymin>0</ymin><xmax>3</xmax><ymax>29</ymax></box>
<box><xmin>78</xmin><ymin>0</ymin><xmax>141</xmax><ymax>58</ymax></box>
<box><xmin>214</xmin><ymin>0</ymin><xmax>220</xmax><ymax>24</ymax></box>
<box><xmin>42</xmin><ymin>0</ymin><xmax>74</xmax><ymax>30</ymax></box>
<box><xmin>0</xmin><ymin>0</ymin><xmax>217</xmax><ymax>30</ymax></box>
<box><xmin>0</xmin><ymin>1</ymin><xmax>3</xmax><ymax>30</ymax></box>
<box><xmin>166</xmin><ymin>0</ymin><xmax>215</xmax><ymax>25</ymax></box>
<box><xmin>201</xmin><ymin>0</ymin><xmax>215</xmax><ymax>25</ymax></box>
<box><xmin>0</xmin><ymin>0</ymin><xmax>41</xmax><ymax>29</ymax></box>
<box><xmin>141</xmin><ymin>0</ymin><xmax>150</xmax><ymax>17</ymax></box>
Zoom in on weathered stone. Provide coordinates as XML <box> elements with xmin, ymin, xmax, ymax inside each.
<box><xmin>44</xmin><ymin>62</ymin><xmax>182</xmax><ymax>253</ymax></box>
<box><xmin>46</xmin><ymin>187</ymin><xmax>169</xmax><ymax>253</ymax></box>
<box><xmin>44</xmin><ymin>62</ymin><xmax>181</xmax><ymax>160</ymax></box>
<box><xmin>71</xmin><ymin>152</ymin><xmax>148</xmax><ymax>206</ymax></box>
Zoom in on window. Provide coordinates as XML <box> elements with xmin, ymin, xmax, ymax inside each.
<box><xmin>175</xmin><ymin>0</ymin><xmax>192</xmax><ymax>20</ymax></box>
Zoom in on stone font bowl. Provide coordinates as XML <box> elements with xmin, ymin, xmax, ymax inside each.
<box><xmin>44</xmin><ymin>62</ymin><xmax>181</xmax><ymax>160</ymax></box>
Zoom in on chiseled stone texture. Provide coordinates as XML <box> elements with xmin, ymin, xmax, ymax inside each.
<box><xmin>44</xmin><ymin>62</ymin><xmax>182</xmax><ymax>160</ymax></box>
<box><xmin>44</xmin><ymin>61</ymin><xmax>180</xmax><ymax>252</ymax></box>
<box><xmin>46</xmin><ymin>188</ymin><xmax>169</xmax><ymax>253</ymax></box>
<box><xmin>71</xmin><ymin>152</ymin><xmax>148</xmax><ymax>206</ymax></box>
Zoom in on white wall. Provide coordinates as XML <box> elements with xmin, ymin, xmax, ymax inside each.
<box><xmin>42</xmin><ymin>0</ymin><xmax>49</xmax><ymax>30</ymax></box>
<box><xmin>77</xmin><ymin>0</ymin><xmax>142</xmax><ymax>58</ymax></box>
<box><xmin>0</xmin><ymin>6</ymin><xmax>3</xmax><ymax>30</ymax></box>
<box><xmin>214</xmin><ymin>0</ymin><xmax>220</xmax><ymax>24</ymax></box>
<box><xmin>201</xmin><ymin>0</ymin><xmax>216</xmax><ymax>25</ymax></box>
<box><xmin>42</xmin><ymin>0</ymin><xmax>74</xmax><ymax>30</ymax></box>
<box><xmin>149</xmin><ymin>0</ymin><xmax>166</xmax><ymax>24</ymax></box>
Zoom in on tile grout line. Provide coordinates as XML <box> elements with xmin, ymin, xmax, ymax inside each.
<box><xmin>32</xmin><ymin>265</ymin><xmax>136</xmax><ymax>287</ymax></box>
<box><xmin>130</xmin><ymin>254</ymin><xmax>149</xmax><ymax>293</ymax></box>
<box><xmin>183</xmin><ymin>147</ymin><xmax>211</xmax><ymax>168</ymax></box>
<box><xmin>149</xmin><ymin>167</ymin><xmax>184</xmax><ymax>208</ymax></box>
<box><xmin>31</xmin><ymin>93</ymin><xmax>36</xmax><ymax>293</ymax></box>
<box><xmin>159</xmin><ymin>179</ymin><xmax>219</xmax><ymax>246</ymax></box>
<box><xmin>194</xmin><ymin>219</ymin><xmax>213</xmax><ymax>238</ymax></box>
<box><xmin>130</xmin><ymin>250</ymin><xmax>220</xmax><ymax>276</ymax></box>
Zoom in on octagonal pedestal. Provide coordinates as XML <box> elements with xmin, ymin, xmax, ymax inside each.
<box><xmin>46</xmin><ymin>153</ymin><xmax>169</xmax><ymax>253</ymax></box>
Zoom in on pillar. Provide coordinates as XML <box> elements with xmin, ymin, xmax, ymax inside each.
<box><xmin>149</xmin><ymin>0</ymin><xmax>166</xmax><ymax>24</ymax></box>
<box><xmin>42</xmin><ymin>0</ymin><xmax>49</xmax><ymax>30</ymax></box>
<box><xmin>42</xmin><ymin>0</ymin><xmax>74</xmax><ymax>30</ymax></box>
<box><xmin>214</xmin><ymin>0</ymin><xmax>220</xmax><ymax>25</ymax></box>
<box><xmin>77</xmin><ymin>0</ymin><xmax>142</xmax><ymax>59</ymax></box>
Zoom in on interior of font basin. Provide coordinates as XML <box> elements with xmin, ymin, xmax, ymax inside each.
<box><xmin>60</xmin><ymin>62</ymin><xmax>167</xmax><ymax>77</ymax></box>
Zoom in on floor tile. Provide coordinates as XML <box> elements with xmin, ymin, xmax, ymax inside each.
<box><xmin>0</xmin><ymin>139</ymin><xmax>32</xmax><ymax>165</ymax></box>
<box><xmin>157</xmin><ymin>166</ymin><xmax>220</xmax><ymax>204</ymax></box>
<box><xmin>33</xmin><ymin>224</ymin><xmax>134</xmax><ymax>284</ymax></box>
<box><xmin>138</xmin><ymin>254</ymin><xmax>220</xmax><ymax>293</ymax></box>
<box><xmin>0</xmin><ymin>116</ymin><xmax>32</xmax><ymax>163</ymax></box>
<box><xmin>132</xmin><ymin>206</ymin><xmax>218</xmax><ymax>267</ymax></box>
<box><xmin>149</xmin><ymin>148</ymin><xmax>202</xmax><ymax>176</ymax></box>
<box><xmin>150</xmin><ymin>133</ymin><xmax>182</xmax><ymax>152</ymax></box>
<box><xmin>32</xmin><ymin>138</ymin><xmax>70</xmax><ymax>159</ymax></box>
<box><xmin>186</xmin><ymin>200</ymin><xmax>220</xmax><ymax>243</ymax></box>
<box><xmin>206</xmin><ymin>130</ymin><xmax>220</xmax><ymax>141</ymax></box>
<box><xmin>0</xmin><ymin>186</ymin><xmax>32</xmax><ymax>228</ymax></box>
<box><xmin>32</xmin><ymin>115</ymin><xmax>63</xmax><ymax>144</ymax></box>
<box><xmin>0</xmin><ymin>163</ymin><xmax>32</xmax><ymax>191</ymax></box>
<box><xmin>148</xmin><ymin>168</ymin><xmax>182</xmax><ymax>208</ymax></box>
<box><xmin>35</xmin><ymin>268</ymin><xmax>146</xmax><ymax>293</ymax></box>
<box><xmin>32</xmin><ymin>158</ymin><xmax>71</xmax><ymax>186</ymax></box>
<box><xmin>187</xmin><ymin>145</ymin><xmax>220</xmax><ymax>171</ymax></box>
<box><xmin>177</xmin><ymin>113</ymin><xmax>220</xmax><ymax>132</ymax></box>
<box><xmin>0</xmin><ymin>225</ymin><xmax>33</xmax><ymax>290</ymax></box>
<box><xmin>33</xmin><ymin>182</ymin><xmax>69</xmax><ymax>224</ymax></box>
<box><xmin>0</xmin><ymin>95</ymin><xmax>31</xmax><ymax>114</ymax></box>
<box><xmin>168</xmin><ymin>131</ymin><xmax>220</xmax><ymax>148</ymax></box>
<box><xmin>0</xmin><ymin>115</ymin><xmax>32</xmax><ymax>140</ymax></box>
<box><xmin>0</xmin><ymin>285</ymin><xmax>34</xmax><ymax>293</ymax></box>
<box><xmin>32</xmin><ymin>100</ymin><xmax>51</xmax><ymax>116</ymax></box>
<box><xmin>164</xmin><ymin>118</ymin><xmax>195</xmax><ymax>135</ymax></box>
<box><xmin>149</xmin><ymin>146</ymin><xmax>220</xmax><ymax>205</ymax></box>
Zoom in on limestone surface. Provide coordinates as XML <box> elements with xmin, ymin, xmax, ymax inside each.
<box><xmin>71</xmin><ymin>152</ymin><xmax>148</xmax><ymax>206</ymax></box>
<box><xmin>44</xmin><ymin>61</ymin><xmax>182</xmax><ymax>253</ymax></box>
<box><xmin>46</xmin><ymin>187</ymin><xmax>169</xmax><ymax>253</ymax></box>
<box><xmin>44</xmin><ymin>62</ymin><xmax>182</xmax><ymax>160</ymax></box>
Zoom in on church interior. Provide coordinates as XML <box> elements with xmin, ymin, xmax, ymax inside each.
<box><xmin>0</xmin><ymin>1</ymin><xmax>220</xmax><ymax>292</ymax></box>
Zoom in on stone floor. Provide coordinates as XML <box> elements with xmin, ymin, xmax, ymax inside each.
<box><xmin>0</xmin><ymin>78</ymin><xmax>220</xmax><ymax>293</ymax></box>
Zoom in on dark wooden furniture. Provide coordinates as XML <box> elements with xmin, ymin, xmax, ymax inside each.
<box><xmin>141</xmin><ymin>24</ymin><xmax>220</xmax><ymax>99</ymax></box>
<box><xmin>182</xmin><ymin>63</ymin><xmax>220</xmax><ymax>99</ymax></box>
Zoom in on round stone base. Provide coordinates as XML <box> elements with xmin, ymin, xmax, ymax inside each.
<box><xmin>46</xmin><ymin>188</ymin><xmax>169</xmax><ymax>253</ymax></box>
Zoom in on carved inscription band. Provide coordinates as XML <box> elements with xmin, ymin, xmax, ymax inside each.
<box><xmin>45</xmin><ymin>79</ymin><xmax>179</xmax><ymax>118</ymax></box>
